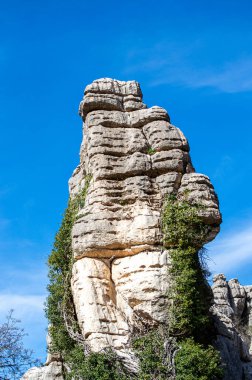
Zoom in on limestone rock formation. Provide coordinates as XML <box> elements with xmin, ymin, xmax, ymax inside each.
<box><xmin>21</xmin><ymin>362</ymin><xmax>63</xmax><ymax>380</ymax></box>
<box><xmin>69</xmin><ymin>78</ymin><xmax>221</xmax><ymax>366</ymax></box>
<box><xmin>21</xmin><ymin>78</ymin><xmax>251</xmax><ymax>379</ymax></box>
<box><xmin>212</xmin><ymin>274</ymin><xmax>252</xmax><ymax>380</ymax></box>
<box><xmin>21</xmin><ymin>333</ymin><xmax>64</xmax><ymax>380</ymax></box>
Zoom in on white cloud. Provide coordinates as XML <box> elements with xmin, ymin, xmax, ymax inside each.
<box><xmin>0</xmin><ymin>294</ymin><xmax>46</xmax><ymax>320</ymax></box>
<box><xmin>208</xmin><ymin>222</ymin><xmax>252</xmax><ymax>274</ymax></box>
<box><xmin>124</xmin><ymin>43</ymin><xmax>252</xmax><ymax>93</ymax></box>
<box><xmin>0</xmin><ymin>263</ymin><xmax>48</xmax><ymax>335</ymax></box>
<box><xmin>185</xmin><ymin>57</ymin><xmax>252</xmax><ymax>93</ymax></box>
<box><xmin>0</xmin><ymin>293</ymin><xmax>48</xmax><ymax>361</ymax></box>
<box><xmin>149</xmin><ymin>57</ymin><xmax>252</xmax><ymax>93</ymax></box>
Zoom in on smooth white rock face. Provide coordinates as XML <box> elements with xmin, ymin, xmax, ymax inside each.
<box><xmin>71</xmin><ymin>257</ymin><xmax>130</xmax><ymax>352</ymax></box>
<box><xmin>71</xmin><ymin>250</ymin><xmax>170</xmax><ymax>358</ymax></box>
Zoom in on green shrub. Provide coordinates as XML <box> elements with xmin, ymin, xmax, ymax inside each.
<box><xmin>46</xmin><ymin>183</ymin><xmax>223</xmax><ymax>379</ymax></box>
<box><xmin>167</xmin><ymin>246</ymin><xmax>214</xmax><ymax>342</ymax></box>
<box><xmin>133</xmin><ymin>330</ymin><xmax>172</xmax><ymax>380</ymax></box>
<box><xmin>161</xmin><ymin>195</ymin><xmax>223</xmax><ymax>378</ymax></box>
<box><xmin>162</xmin><ymin>195</ymin><xmax>209</xmax><ymax>249</ymax></box>
<box><xmin>45</xmin><ymin>175</ymin><xmax>129</xmax><ymax>378</ymax></box>
<box><xmin>64</xmin><ymin>346</ymin><xmax>128</xmax><ymax>380</ymax></box>
<box><xmin>147</xmin><ymin>147</ymin><xmax>156</xmax><ymax>155</ymax></box>
<box><xmin>175</xmin><ymin>338</ymin><xmax>223</xmax><ymax>380</ymax></box>
<box><xmin>46</xmin><ymin>198</ymin><xmax>77</xmax><ymax>355</ymax></box>
<box><xmin>46</xmin><ymin>175</ymin><xmax>92</xmax><ymax>350</ymax></box>
<box><xmin>161</xmin><ymin>196</ymin><xmax>214</xmax><ymax>342</ymax></box>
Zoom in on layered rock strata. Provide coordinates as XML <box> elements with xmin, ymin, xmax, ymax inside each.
<box><xmin>68</xmin><ymin>78</ymin><xmax>221</xmax><ymax>366</ymax></box>
<box><xmin>22</xmin><ymin>78</ymin><xmax>252</xmax><ymax>379</ymax></box>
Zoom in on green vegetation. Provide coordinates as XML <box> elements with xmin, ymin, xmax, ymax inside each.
<box><xmin>175</xmin><ymin>338</ymin><xmax>223</xmax><ymax>380</ymax></box>
<box><xmin>162</xmin><ymin>194</ymin><xmax>209</xmax><ymax>249</ymax></box>
<box><xmin>46</xmin><ymin>196</ymin><xmax>76</xmax><ymax>357</ymax></box>
<box><xmin>133</xmin><ymin>329</ymin><xmax>172</xmax><ymax>380</ymax></box>
<box><xmin>147</xmin><ymin>147</ymin><xmax>156</xmax><ymax>155</ymax></box>
<box><xmin>46</xmin><ymin>177</ymin><xmax>223</xmax><ymax>379</ymax></box>
<box><xmin>46</xmin><ymin>175</ymin><xmax>129</xmax><ymax>379</ymax></box>
<box><xmin>64</xmin><ymin>346</ymin><xmax>128</xmax><ymax>380</ymax></box>
<box><xmin>46</xmin><ymin>175</ymin><xmax>92</xmax><ymax>355</ymax></box>
<box><xmin>162</xmin><ymin>195</ymin><xmax>223</xmax><ymax>378</ymax></box>
<box><xmin>133</xmin><ymin>195</ymin><xmax>223</xmax><ymax>379</ymax></box>
<box><xmin>161</xmin><ymin>195</ymin><xmax>215</xmax><ymax>341</ymax></box>
<box><xmin>167</xmin><ymin>245</ymin><xmax>213</xmax><ymax>341</ymax></box>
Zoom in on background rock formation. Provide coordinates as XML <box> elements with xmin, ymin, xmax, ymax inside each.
<box><xmin>22</xmin><ymin>78</ymin><xmax>251</xmax><ymax>379</ymax></box>
<box><xmin>212</xmin><ymin>274</ymin><xmax>252</xmax><ymax>379</ymax></box>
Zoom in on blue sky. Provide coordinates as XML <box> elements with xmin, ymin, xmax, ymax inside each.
<box><xmin>1</xmin><ymin>0</ymin><xmax>252</xmax><ymax>363</ymax></box>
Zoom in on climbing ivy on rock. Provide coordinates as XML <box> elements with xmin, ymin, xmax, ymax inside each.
<box><xmin>133</xmin><ymin>195</ymin><xmax>223</xmax><ymax>379</ymax></box>
<box><xmin>46</xmin><ymin>175</ymin><xmax>91</xmax><ymax>354</ymax></box>
<box><xmin>46</xmin><ymin>180</ymin><xmax>223</xmax><ymax>379</ymax></box>
<box><xmin>162</xmin><ymin>195</ymin><xmax>223</xmax><ymax>378</ymax></box>
<box><xmin>45</xmin><ymin>175</ymin><xmax>129</xmax><ymax>379</ymax></box>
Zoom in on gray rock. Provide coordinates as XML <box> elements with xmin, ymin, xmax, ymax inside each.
<box><xmin>26</xmin><ymin>78</ymin><xmax>226</xmax><ymax>378</ymax></box>
<box><xmin>68</xmin><ymin>78</ymin><xmax>222</xmax><ymax>371</ymax></box>
<box><xmin>79</xmin><ymin>78</ymin><xmax>147</xmax><ymax>117</ymax></box>
<box><xmin>71</xmin><ymin>78</ymin><xmax>221</xmax><ymax>261</ymax></box>
<box><xmin>212</xmin><ymin>274</ymin><xmax>252</xmax><ymax>379</ymax></box>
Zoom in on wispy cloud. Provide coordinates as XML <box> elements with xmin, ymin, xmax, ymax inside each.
<box><xmin>0</xmin><ymin>293</ymin><xmax>48</xmax><ymax>361</ymax></box>
<box><xmin>124</xmin><ymin>43</ymin><xmax>252</xmax><ymax>93</ymax></box>
<box><xmin>208</xmin><ymin>222</ymin><xmax>252</xmax><ymax>275</ymax></box>
<box><xmin>182</xmin><ymin>57</ymin><xmax>252</xmax><ymax>93</ymax></box>
<box><xmin>0</xmin><ymin>265</ymin><xmax>48</xmax><ymax>360</ymax></box>
<box><xmin>0</xmin><ymin>294</ymin><xmax>45</xmax><ymax>317</ymax></box>
<box><xmin>0</xmin><ymin>264</ymin><xmax>47</xmax><ymax>295</ymax></box>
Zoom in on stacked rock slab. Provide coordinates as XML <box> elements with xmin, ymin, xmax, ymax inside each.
<box><xmin>69</xmin><ymin>78</ymin><xmax>221</xmax><ymax>368</ymax></box>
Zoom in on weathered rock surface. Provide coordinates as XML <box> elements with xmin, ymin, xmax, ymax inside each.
<box><xmin>71</xmin><ymin>78</ymin><xmax>221</xmax><ymax>261</ymax></box>
<box><xmin>68</xmin><ymin>79</ymin><xmax>221</xmax><ymax>361</ymax></box>
<box><xmin>71</xmin><ymin>249</ymin><xmax>170</xmax><ymax>364</ymax></box>
<box><xmin>20</xmin><ymin>362</ymin><xmax>63</xmax><ymax>380</ymax></box>
<box><xmin>24</xmin><ymin>78</ymin><xmax>252</xmax><ymax>379</ymax></box>
<box><xmin>212</xmin><ymin>274</ymin><xmax>252</xmax><ymax>379</ymax></box>
<box><xmin>21</xmin><ymin>332</ymin><xmax>64</xmax><ymax>380</ymax></box>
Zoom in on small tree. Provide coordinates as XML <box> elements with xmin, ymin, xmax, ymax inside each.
<box><xmin>0</xmin><ymin>310</ymin><xmax>39</xmax><ymax>380</ymax></box>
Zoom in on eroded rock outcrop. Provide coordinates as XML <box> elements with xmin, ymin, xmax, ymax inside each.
<box><xmin>21</xmin><ymin>362</ymin><xmax>64</xmax><ymax>380</ymax></box>
<box><xmin>68</xmin><ymin>78</ymin><xmax>221</xmax><ymax>367</ymax></box>
<box><xmin>212</xmin><ymin>274</ymin><xmax>252</xmax><ymax>379</ymax></box>
<box><xmin>21</xmin><ymin>333</ymin><xmax>64</xmax><ymax>380</ymax></box>
<box><xmin>22</xmin><ymin>78</ymin><xmax>252</xmax><ymax>379</ymax></box>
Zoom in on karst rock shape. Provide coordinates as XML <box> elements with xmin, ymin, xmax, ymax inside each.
<box><xmin>212</xmin><ymin>274</ymin><xmax>252</xmax><ymax>379</ymax></box>
<box><xmin>21</xmin><ymin>79</ymin><xmax>252</xmax><ymax>379</ymax></box>
<box><xmin>69</xmin><ymin>78</ymin><xmax>221</xmax><ymax>366</ymax></box>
